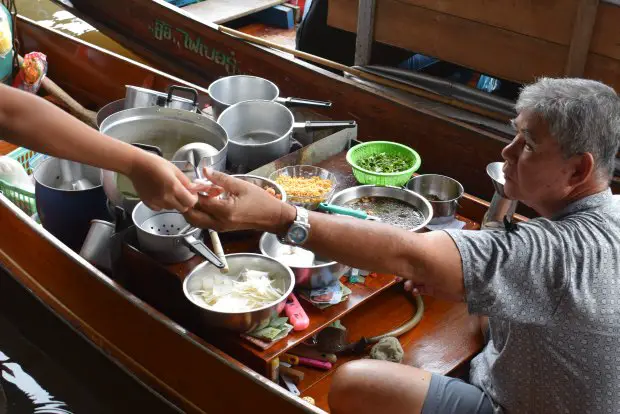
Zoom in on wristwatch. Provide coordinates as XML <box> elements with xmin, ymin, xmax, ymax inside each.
<box><xmin>280</xmin><ymin>206</ymin><xmax>311</xmax><ymax>246</ymax></box>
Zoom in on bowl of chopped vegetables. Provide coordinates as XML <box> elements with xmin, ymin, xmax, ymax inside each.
<box><xmin>269</xmin><ymin>165</ymin><xmax>337</xmax><ymax>210</ymax></box>
<box><xmin>346</xmin><ymin>141</ymin><xmax>421</xmax><ymax>187</ymax></box>
<box><xmin>183</xmin><ymin>253</ymin><xmax>295</xmax><ymax>332</ymax></box>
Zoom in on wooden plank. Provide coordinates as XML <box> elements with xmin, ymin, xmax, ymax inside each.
<box><xmin>182</xmin><ymin>0</ymin><xmax>287</xmax><ymax>24</ymax></box>
<box><xmin>589</xmin><ymin>3</ymin><xmax>620</xmax><ymax>60</ymax></box>
<box><xmin>354</xmin><ymin>0</ymin><xmax>376</xmax><ymax>66</ymax></box>
<box><xmin>328</xmin><ymin>0</ymin><xmax>568</xmax><ymax>83</ymax></box>
<box><xmin>380</xmin><ymin>0</ymin><xmax>581</xmax><ymax>46</ymax></box>
<box><xmin>565</xmin><ymin>0</ymin><xmax>600</xmax><ymax>77</ymax></box>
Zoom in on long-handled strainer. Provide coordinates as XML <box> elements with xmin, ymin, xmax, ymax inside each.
<box><xmin>132</xmin><ymin>202</ymin><xmax>224</xmax><ymax>267</ymax></box>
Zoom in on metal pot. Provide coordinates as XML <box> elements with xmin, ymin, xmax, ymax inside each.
<box><xmin>208</xmin><ymin>75</ymin><xmax>332</xmax><ymax>120</ymax></box>
<box><xmin>99</xmin><ymin>106</ymin><xmax>228</xmax><ymax>212</ymax></box>
<box><xmin>34</xmin><ymin>157</ymin><xmax>111</xmax><ymax>252</ymax></box>
<box><xmin>329</xmin><ymin>185</ymin><xmax>433</xmax><ymax>232</ymax></box>
<box><xmin>217</xmin><ymin>100</ymin><xmax>356</xmax><ymax>172</ymax></box>
<box><xmin>406</xmin><ymin>174</ymin><xmax>464</xmax><ymax>224</ymax></box>
<box><xmin>183</xmin><ymin>253</ymin><xmax>295</xmax><ymax>332</ymax></box>
<box><xmin>96</xmin><ymin>99</ymin><xmax>125</xmax><ymax>128</ymax></box>
<box><xmin>259</xmin><ymin>232</ymin><xmax>349</xmax><ymax>289</ymax></box>
<box><xmin>132</xmin><ymin>201</ymin><xmax>224</xmax><ymax>267</ymax></box>
<box><xmin>124</xmin><ymin>85</ymin><xmax>199</xmax><ymax>112</ymax></box>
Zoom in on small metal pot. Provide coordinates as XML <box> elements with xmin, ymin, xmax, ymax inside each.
<box><xmin>183</xmin><ymin>253</ymin><xmax>295</xmax><ymax>332</ymax></box>
<box><xmin>124</xmin><ymin>85</ymin><xmax>199</xmax><ymax>112</ymax></box>
<box><xmin>99</xmin><ymin>106</ymin><xmax>228</xmax><ymax>212</ymax></box>
<box><xmin>34</xmin><ymin>157</ymin><xmax>111</xmax><ymax>252</ymax></box>
<box><xmin>217</xmin><ymin>100</ymin><xmax>356</xmax><ymax>172</ymax></box>
<box><xmin>259</xmin><ymin>232</ymin><xmax>349</xmax><ymax>289</ymax></box>
<box><xmin>329</xmin><ymin>185</ymin><xmax>433</xmax><ymax>232</ymax></box>
<box><xmin>132</xmin><ymin>202</ymin><xmax>224</xmax><ymax>267</ymax></box>
<box><xmin>208</xmin><ymin>75</ymin><xmax>332</xmax><ymax>120</ymax></box>
<box><xmin>406</xmin><ymin>174</ymin><xmax>464</xmax><ymax>224</ymax></box>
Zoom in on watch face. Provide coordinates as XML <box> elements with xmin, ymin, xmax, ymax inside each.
<box><xmin>289</xmin><ymin>225</ymin><xmax>308</xmax><ymax>244</ymax></box>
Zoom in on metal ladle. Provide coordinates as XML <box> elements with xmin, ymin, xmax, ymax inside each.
<box><xmin>58</xmin><ymin>159</ymin><xmax>95</xmax><ymax>190</ymax></box>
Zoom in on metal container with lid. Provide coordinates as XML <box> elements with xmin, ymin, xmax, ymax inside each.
<box><xmin>124</xmin><ymin>85</ymin><xmax>200</xmax><ymax>112</ymax></box>
<box><xmin>99</xmin><ymin>106</ymin><xmax>228</xmax><ymax>212</ymax></box>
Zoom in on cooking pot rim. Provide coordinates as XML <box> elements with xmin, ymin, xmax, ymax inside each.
<box><xmin>207</xmin><ymin>75</ymin><xmax>280</xmax><ymax>106</ymax></box>
<box><xmin>33</xmin><ymin>157</ymin><xmax>103</xmax><ymax>193</ymax></box>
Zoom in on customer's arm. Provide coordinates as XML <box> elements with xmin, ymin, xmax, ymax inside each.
<box><xmin>0</xmin><ymin>84</ymin><xmax>198</xmax><ymax>211</ymax></box>
<box><xmin>184</xmin><ymin>169</ymin><xmax>465</xmax><ymax>301</ymax></box>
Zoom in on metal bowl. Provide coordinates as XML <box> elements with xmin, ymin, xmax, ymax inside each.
<box><xmin>259</xmin><ymin>232</ymin><xmax>350</xmax><ymax>289</ymax></box>
<box><xmin>268</xmin><ymin>165</ymin><xmax>337</xmax><ymax>210</ymax></box>
<box><xmin>406</xmin><ymin>174</ymin><xmax>464</xmax><ymax>224</ymax></box>
<box><xmin>232</xmin><ymin>174</ymin><xmax>287</xmax><ymax>203</ymax></box>
<box><xmin>183</xmin><ymin>253</ymin><xmax>295</xmax><ymax>332</ymax></box>
<box><xmin>329</xmin><ymin>185</ymin><xmax>433</xmax><ymax>232</ymax></box>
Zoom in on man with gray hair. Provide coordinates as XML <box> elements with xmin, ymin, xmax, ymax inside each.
<box><xmin>184</xmin><ymin>78</ymin><xmax>620</xmax><ymax>413</ymax></box>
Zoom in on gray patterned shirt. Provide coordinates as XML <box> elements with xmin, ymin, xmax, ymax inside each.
<box><xmin>445</xmin><ymin>189</ymin><xmax>620</xmax><ymax>413</ymax></box>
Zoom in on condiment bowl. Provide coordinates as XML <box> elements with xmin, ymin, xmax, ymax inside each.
<box><xmin>183</xmin><ymin>253</ymin><xmax>295</xmax><ymax>332</ymax></box>
<box><xmin>259</xmin><ymin>232</ymin><xmax>350</xmax><ymax>289</ymax></box>
<box><xmin>232</xmin><ymin>174</ymin><xmax>287</xmax><ymax>202</ymax></box>
<box><xmin>268</xmin><ymin>165</ymin><xmax>337</xmax><ymax>210</ymax></box>
<box><xmin>406</xmin><ymin>174</ymin><xmax>464</xmax><ymax>224</ymax></box>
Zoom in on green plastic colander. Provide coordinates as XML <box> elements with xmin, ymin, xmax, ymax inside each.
<box><xmin>346</xmin><ymin>141</ymin><xmax>421</xmax><ymax>187</ymax></box>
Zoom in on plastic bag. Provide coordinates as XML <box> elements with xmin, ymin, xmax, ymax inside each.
<box><xmin>12</xmin><ymin>52</ymin><xmax>48</xmax><ymax>94</ymax></box>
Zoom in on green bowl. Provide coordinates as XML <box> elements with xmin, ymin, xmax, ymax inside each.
<box><xmin>346</xmin><ymin>141</ymin><xmax>421</xmax><ymax>187</ymax></box>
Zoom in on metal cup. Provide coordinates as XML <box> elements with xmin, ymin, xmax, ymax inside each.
<box><xmin>79</xmin><ymin>219</ymin><xmax>115</xmax><ymax>272</ymax></box>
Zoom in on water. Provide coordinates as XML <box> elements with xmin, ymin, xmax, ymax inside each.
<box><xmin>15</xmin><ymin>0</ymin><xmax>143</xmax><ymax>62</ymax></box>
<box><xmin>346</xmin><ymin>196</ymin><xmax>425</xmax><ymax>230</ymax></box>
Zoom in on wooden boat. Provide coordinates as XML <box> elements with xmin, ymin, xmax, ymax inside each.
<box><xmin>1</xmin><ymin>5</ymin><xmax>618</xmax><ymax>413</ymax></box>
<box><xmin>0</xmin><ymin>14</ymin><xmax>501</xmax><ymax>414</ymax></box>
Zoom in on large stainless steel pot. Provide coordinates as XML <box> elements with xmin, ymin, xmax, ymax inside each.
<box><xmin>183</xmin><ymin>253</ymin><xmax>295</xmax><ymax>332</ymax></box>
<box><xmin>99</xmin><ymin>106</ymin><xmax>228</xmax><ymax>212</ymax></box>
<box><xmin>329</xmin><ymin>185</ymin><xmax>433</xmax><ymax>232</ymax></box>
<box><xmin>217</xmin><ymin>100</ymin><xmax>356</xmax><ymax>172</ymax></box>
<box><xmin>208</xmin><ymin>75</ymin><xmax>332</xmax><ymax>120</ymax></box>
<box><xmin>259</xmin><ymin>232</ymin><xmax>349</xmax><ymax>289</ymax></box>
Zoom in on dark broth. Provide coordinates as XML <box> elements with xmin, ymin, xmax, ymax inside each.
<box><xmin>345</xmin><ymin>197</ymin><xmax>425</xmax><ymax>229</ymax></box>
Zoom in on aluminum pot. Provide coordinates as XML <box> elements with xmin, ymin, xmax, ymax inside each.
<box><xmin>208</xmin><ymin>75</ymin><xmax>332</xmax><ymax>120</ymax></box>
<box><xmin>124</xmin><ymin>84</ymin><xmax>199</xmax><ymax>112</ymax></box>
<box><xmin>183</xmin><ymin>253</ymin><xmax>295</xmax><ymax>332</ymax></box>
<box><xmin>328</xmin><ymin>185</ymin><xmax>433</xmax><ymax>232</ymax></box>
<box><xmin>96</xmin><ymin>99</ymin><xmax>125</xmax><ymax>128</ymax></box>
<box><xmin>132</xmin><ymin>201</ymin><xmax>224</xmax><ymax>267</ymax></box>
<box><xmin>259</xmin><ymin>232</ymin><xmax>349</xmax><ymax>289</ymax></box>
<box><xmin>406</xmin><ymin>174</ymin><xmax>464</xmax><ymax>224</ymax></box>
<box><xmin>34</xmin><ymin>157</ymin><xmax>111</xmax><ymax>252</ymax></box>
<box><xmin>217</xmin><ymin>100</ymin><xmax>356</xmax><ymax>172</ymax></box>
<box><xmin>99</xmin><ymin>106</ymin><xmax>228</xmax><ymax>212</ymax></box>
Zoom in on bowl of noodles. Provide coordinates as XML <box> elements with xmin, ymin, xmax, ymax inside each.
<box><xmin>268</xmin><ymin>165</ymin><xmax>337</xmax><ymax>210</ymax></box>
<box><xmin>183</xmin><ymin>253</ymin><xmax>295</xmax><ymax>332</ymax></box>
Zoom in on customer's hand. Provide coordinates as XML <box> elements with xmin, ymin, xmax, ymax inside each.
<box><xmin>127</xmin><ymin>149</ymin><xmax>198</xmax><ymax>212</ymax></box>
<box><xmin>183</xmin><ymin>168</ymin><xmax>295</xmax><ymax>232</ymax></box>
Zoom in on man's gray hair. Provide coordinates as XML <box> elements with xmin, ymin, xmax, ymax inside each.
<box><xmin>516</xmin><ymin>77</ymin><xmax>620</xmax><ymax>177</ymax></box>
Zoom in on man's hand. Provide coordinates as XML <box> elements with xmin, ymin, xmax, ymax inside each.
<box><xmin>183</xmin><ymin>168</ymin><xmax>296</xmax><ymax>232</ymax></box>
<box><xmin>127</xmin><ymin>149</ymin><xmax>199</xmax><ymax>212</ymax></box>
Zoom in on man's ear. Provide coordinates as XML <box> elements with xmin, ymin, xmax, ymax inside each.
<box><xmin>568</xmin><ymin>152</ymin><xmax>595</xmax><ymax>186</ymax></box>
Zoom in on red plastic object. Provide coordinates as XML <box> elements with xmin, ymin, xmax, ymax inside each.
<box><xmin>297</xmin><ymin>356</ymin><xmax>332</xmax><ymax>370</ymax></box>
<box><xmin>284</xmin><ymin>294</ymin><xmax>310</xmax><ymax>331</ymax></box>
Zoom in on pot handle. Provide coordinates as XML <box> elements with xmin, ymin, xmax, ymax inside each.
<box><xmin>294</xmin><ymin>120</ymin><xmax>357</xmax><ymax>132</ymax></box>
<box><xmin>132</xmin><ymin>143</ymin><xmax>163</xmax><ymax>158</ymax></box>
<box><xmin>166</xmin><ymin>85</ymin><xmax>199</xmax><ymax>108</ymax></box>
<box><xmin>276</xmin><ymin>97</ymin><xmax>332</xmax><ymax>108</ymax></box>
<box><xmin>183</xmin><ymin>234</ymin><xmax>225</xmax><ymax>269</ymax></box>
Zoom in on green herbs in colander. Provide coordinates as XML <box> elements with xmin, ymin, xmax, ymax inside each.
<box><xmin>357</xmin><ymin>152</ymin><xmax>413</xmax><ymax>173</ymax></box>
